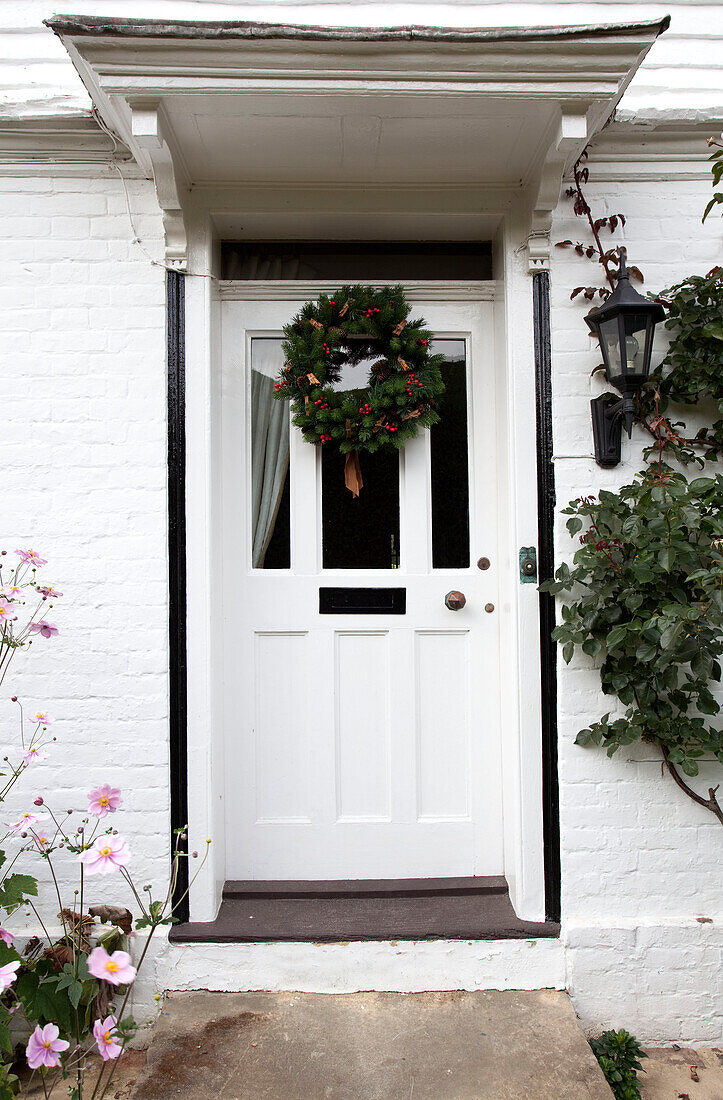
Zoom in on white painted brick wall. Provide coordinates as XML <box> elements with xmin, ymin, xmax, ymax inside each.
<box><xmin>550</xmin><ymin>175</ymin><xmax>723</xmax><ymax>1043</ymax></box>
<box><xmin>0</xmin><ymin>174</ymin><xmax>170</xmax><ymax>943</ymax></box>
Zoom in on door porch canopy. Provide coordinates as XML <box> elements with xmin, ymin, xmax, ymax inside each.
<box><xmin>48</xmin><ymin>15</ymin><xmax>669</xmax><ymax>271</ymax></box>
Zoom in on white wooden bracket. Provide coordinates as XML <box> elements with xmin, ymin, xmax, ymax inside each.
<box><xmin>129</xmin><ymin>101</ymin><xmax>187</xmax><ymax>270</ymax></box>
<box><xmin>528</xmin><ymin>111</ymin><xmax>589</xmax><ymax>273</ymax></box>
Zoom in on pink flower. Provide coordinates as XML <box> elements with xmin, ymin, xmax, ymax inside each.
<box><xmin>93</xmin><ymin>1015</ymin><xmax>122</xmax><ymax>1060</ymax></box>
<box><xmin>88</xmin><ymin>784</ymin><xmax>122</xmax><ymax>818</ymax></box>
<box><xmin>8</xmin><ymin>810</ymin><xmax>47</xmax><ymax>832</ymax></box>
<box><xmin>87</xmin><ymin>947</ymin><xmax>136</xmax><ymax>987</ymax></box>
<box><xmin>28</xmin><ymin>621</ymin><xmax>58</xmax><ymax>638</ymax></box>
<box><xmin>26</xmin><ymin>1023</ymin><xmax>69</xmax><ymax>1070</ymax></box>
<box><xmin>0</xmin><ymin>961</ymin><xmax>20</xmax><ymax>993</ymax></box>
<box><xmin>30</xmin><ymin>712</ymin><xmax>52</xmax><ymax>726</ymax></box>
<box><xmin>79</xmin><ymin>836</ymin><xmax>130</xmax><ymax>875</ymax></box>
<box><xmin>1</xmin><ymin>585</ymin><xmax>22</xmax><ymax>599</ymax></box>
<box><xmin>22</xmin><ymin>745</ymin><xmax>48</xmax><ymax>765</ymax></box>
<box><xmin>0</xmin><ymin>928</ymin><xmax>14</xmax><ymax>947</ymax></box>
<box><xmin>15</xmin><ymin>550</ymin><xmax>47</xmax><ymax>567</ymax></box>
<box><xmin>32</xmin><ymin>830</ymin><xmax>51</xmax><ymax>852</ymax></box>
<box><xmin>0</xmin><ymin>599</ymin><xmax>17</xmax><ymax>624</ymax></box>
<box><xmin>36</xmin><ymin>586</ymin><xmax>62</xmax><ymax>598</ymax></box>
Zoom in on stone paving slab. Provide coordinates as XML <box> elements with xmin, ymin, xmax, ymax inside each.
<box><xmin>129</xmin><ymin>989</ymin><xmax>612</xmax><ymax>1100</ymax></box>
<box><xmin>640</xmin><ymin>1046</ymin><xmax>723</xmax><ymax>1100</ymax></box>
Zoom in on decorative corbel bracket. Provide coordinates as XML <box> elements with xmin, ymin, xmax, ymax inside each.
<box><xmin>128</xmin><ymin>101</ymin><xmax>187</xmax><ymax>270</ymax></box>
<box><xmin>528</xmin><ymin>110</ymin><xmax>589</xmax><ymax>273</ymax></box>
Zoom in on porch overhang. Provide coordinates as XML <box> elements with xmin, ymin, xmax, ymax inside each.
<box><xmin>46</xmin><ymin>14</ymin><xmax>669</xmax><ymax>270</ymax></box>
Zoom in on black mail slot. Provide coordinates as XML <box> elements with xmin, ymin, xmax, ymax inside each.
<box><xmin>319</xmin><ymin>587</ymin><xmax>406</xmax><ymax>615</ymax></box>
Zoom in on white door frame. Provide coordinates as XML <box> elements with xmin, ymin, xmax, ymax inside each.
<box><xmin>183</xmin><ymin>212</ymin><xmax>546</xmax><ymax>922</ymax></box>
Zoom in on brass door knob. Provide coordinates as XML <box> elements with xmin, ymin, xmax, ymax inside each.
<box><xmin>445</xmin><ymin>590</ymin><xmax>467</xmax><ymax>611</ymax></box>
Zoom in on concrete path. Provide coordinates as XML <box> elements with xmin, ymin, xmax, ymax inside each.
<box><xmin>129</xmin><ymin>989</ymin><xmax>612</xmax><ymax>1099</ymax></box>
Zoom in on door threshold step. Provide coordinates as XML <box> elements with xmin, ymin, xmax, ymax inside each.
<box><xmin>170</xmin><ymin>877</ymin><xmax>559</xmax><ymax>943</ymax></box>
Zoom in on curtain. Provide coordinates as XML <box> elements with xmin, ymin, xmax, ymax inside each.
<box><xmin>251</xmin><ymin>340</ymin><xmax>289</xmax><ymax>568</ymax></box>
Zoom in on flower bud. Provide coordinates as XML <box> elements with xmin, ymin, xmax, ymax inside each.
<box><xmin>11</xmin><ymin>697</ymin><xmax>17</xmax><ymax>703</ymax></box>
<box><xmin>33</xmin><ymin>797</ymin><xmax>43</xmax><ymax>806</ymax></box>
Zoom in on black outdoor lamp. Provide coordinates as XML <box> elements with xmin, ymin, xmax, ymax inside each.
<box><xmin>586</xmin><ymin>250</ymin><xmax>666</xmax><ymax>467</ymax></box>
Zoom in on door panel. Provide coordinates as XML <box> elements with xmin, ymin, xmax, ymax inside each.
<box><xmin>221</xmin><ymin>296</ymin><xmax>502</xmax><ymax>879</ymax></box>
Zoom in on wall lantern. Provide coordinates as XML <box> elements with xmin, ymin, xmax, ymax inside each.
<box><xmin>586</xmin><ymin>251</ymin><xmax>666</xmax><ymax>468</ymax></box>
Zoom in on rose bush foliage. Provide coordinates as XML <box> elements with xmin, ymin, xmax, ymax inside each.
<box><xmin>545</xmin><ymin>470</ymin><xmax>723</xmax><ymax>776</ymax></box>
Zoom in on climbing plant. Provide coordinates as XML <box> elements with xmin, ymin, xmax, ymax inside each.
<box><xmin>542</xmin><ymin>147</ymin><xmax>723</xmax><ymax>825</ymax></box>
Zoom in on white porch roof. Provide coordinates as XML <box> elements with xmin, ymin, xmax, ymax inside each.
<box><xmin>47</xmin><ymin>15</ymin><xmax>669</xmax><ymax>269</ymax></box>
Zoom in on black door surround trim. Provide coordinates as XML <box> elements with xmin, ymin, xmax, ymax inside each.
<box><xmin>167</xmin><ymin>268</ymin><xmax>562</xmax><ymax>930</ymax></box>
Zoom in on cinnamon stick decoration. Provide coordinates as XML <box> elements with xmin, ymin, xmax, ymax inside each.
<box><xmin>393</xmin><ymin>320</ymin><xmax>407</xmax><ymax>336</ymax></box>
<box><xmin>398</xmin><ymin>356</ymin><xmax>409</xmax><ymax>370</ymax></box>
<box><xmin>307</xmin><ymin>372</ymin><xmax>320</xmax><ymax>384</ymax></box>
<box><xmin>309</xmin><ymin>318</ymin><xmax>324</xmax><ymax>331</ymax></box>
<box><xmin>304</xmin><ymin>396</ymin><xmax>310</xmax><ymax>414</ymax></box>
<box><xmin>344</xmin><ymin>451</ymin><xmax>363</xmax><ymax>497</ymax></box>
<box><xmin>339</xmin><ymin>301</ymin><xmax>351</xmax><ymax>317</ymax></box>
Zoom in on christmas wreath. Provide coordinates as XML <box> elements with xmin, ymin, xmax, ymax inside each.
<box><xmin>274</xmin><ymin>284</ymin><xmax>445</xmax><ymax>494</ymax></box>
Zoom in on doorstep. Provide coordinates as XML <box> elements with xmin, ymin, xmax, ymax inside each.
<box><xmin>169</xmin><ymin>877</ymin><xmax>559</xmax><ymax>943</ymax></box>
<box><xmin>129</xmin><ymin>990</ymin><xmax>611</xmax><ymax>1100</ymax></box>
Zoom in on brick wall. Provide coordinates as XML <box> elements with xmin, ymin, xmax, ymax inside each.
<box><xmin>0</xmin><ymin>174</ymin><xmax>170</xmax><ymax>925</ymax></box>
<box><xmin>550</xmin><ymin>177</ymin><xmax>723</xmax><ymax>1043</ymax></box>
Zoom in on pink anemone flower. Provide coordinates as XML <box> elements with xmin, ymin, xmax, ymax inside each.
<box><xmin>15</xmin><ymin>550</ymin><xmax>47</xmax><ymax>567</ymax></box>
<box><xmin>32</xmin><ymin>832</ymin><xmax>51</xmax><ymax>853</ymax></box>
<box><xmin>26</xmin><ymin>1023</ymin><xmax>69</xmax><ymax>1070</ymax></box>
<box><xmin>30</xmin><ymin>712</ymin><xmax>52</xmax><ymax>726</ymax></box>
<box><xmin>79</xmin><ymin>836</ymin><xmax>130</xmax><ymax>875</ymax></box>
<box><xmin>93</xmin><ymin>1015</ymin><xmax>122</xmax><ymax>1060</ymax></box>
<box><xmin>36</xmin><ymin>586</ymin><xmax>62</xmax><ymax>598</ymax></box>
<box><xmin>22</xmin><ymin>745</ymin><xmax>48</xmax><ymax>765</ymax></box>
<box><xmin>87</xmin><ymin>947</ymin><xmax>136</xmax><ymax>987</ymax></box>
<box><xmin>0</xmin><ymin>600</ymin><xmax>17</xmax><ymax>624</ymax></box>
<box><xmin>1</xmin><ymin>585</ymin><xmax>22</xmax><ymax>599</ymax></box>
<box><xmin>88</xmin><ymin>784</ymin><xmax>122</xmax><ymax>818</ymax></box>
<box><xmin>0</xmin><ymin>928</ymin><xmax>14</xmax><ymax>947</ymax></box>
<box><xmin>0</xmin><ymin>961</ymin><xmax>19</xmax><ymax>993</ymax></box>
<box><xmin>28</xmin><ymin>621</ymin><xmax>58</xmax><ymax>639</ymax></box>
<box><xmin>8</xmin><ymin>810</ymin><xmax>47</xmax><ymax>832</ymax></box>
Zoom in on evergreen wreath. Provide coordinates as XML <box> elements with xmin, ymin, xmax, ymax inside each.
<box><xmin>274</xmin><ymin>284</ymin><xmax>445</xmax><ymax>494</ymax></box>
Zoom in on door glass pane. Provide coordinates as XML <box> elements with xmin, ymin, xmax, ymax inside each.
<box><xmin>250</xmin><ymin>338</ymin><xmax>290</xmax><ymax>569</ymax></box>
<box><xmin>322</xmin><ymin>449</ymin><xmax>400</xmax><ymax>569</ymax></box>
<box><xmin>430</xmin><ymin>339</ymin><xmax>470</xmax><ymax>569</ymax></box>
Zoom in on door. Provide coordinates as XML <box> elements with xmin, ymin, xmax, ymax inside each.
<box><xmin>221</xmin><ymin>293</ymin><xmax>502</xmax><ymax>879</ymax></box>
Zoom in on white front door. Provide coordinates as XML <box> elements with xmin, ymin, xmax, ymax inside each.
<box><xmin>221</xmin><ymin>292</ymin><xmax>502</xmax><ymax>879</ymax></box>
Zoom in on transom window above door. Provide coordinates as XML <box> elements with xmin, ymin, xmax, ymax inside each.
<box><xmin>250</xmin><ymin>337</ymin><xmax>471</xmax><ymax>571</ymax></box>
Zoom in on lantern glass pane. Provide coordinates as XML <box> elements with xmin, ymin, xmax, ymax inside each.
<box><xmin>598</xmin><ymin>317</ymin><xmax>623</xmax><ymax>381</ymax></box>
<box><xmin>622</xmin><ymin>313</ymin><xmax>651</xmax><ymax>379</ymax></box>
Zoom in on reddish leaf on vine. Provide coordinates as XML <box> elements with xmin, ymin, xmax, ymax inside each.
<box><xmin>609</xmin><ymin>216</ymin><xmax>618</xmax><ymax>233</ymax></box>
<box><xmin>556</xmin><ymin>240</ymin><xmax>573</xmax><ymax>248</ymax></box>
<box><xmin>571</xmin><ymin>287</ymin><xmax>586</xmax><ymax>299</ymax></box>
<box><xmin>593</xmin><ymin>218</ymin><xmax>608</xmax><ymax>232</ymax></box>
<box><xmin>584</xmin><ymin>288</ymin><xmax>596</xmax><ymax>300</ymax></box>
<box><xmin>575</xmin><ymin>244</ymin><xmax>585</xmax><ymax>255</ymax></box>
<box><xmin>628</xmin><ymin>265</ymin><xmax>644</xmax><ymax>283</ymax></box>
